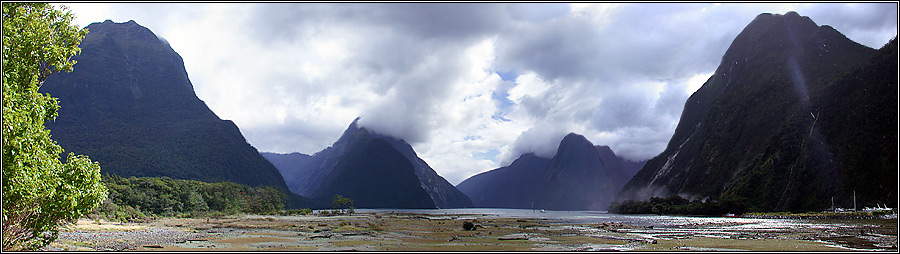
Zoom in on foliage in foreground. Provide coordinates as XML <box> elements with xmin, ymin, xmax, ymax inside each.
<box><xmin>2</xmin><ymin>3</ymin><xmax>106</xmax><ymax>251</ymax></box>
<box><xmin>610</xmin><ymin>195</ymin><xmax>748</xmax><ymax>216</ymax></box>
<box><xmin>92</xmin><ymin>175</ymin><xmax>286</xmax><ymax>222</ymax></box>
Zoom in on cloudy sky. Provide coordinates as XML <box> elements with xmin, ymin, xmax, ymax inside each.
<box><xmin>61</xmin><ymin>3</ymin><xmax>897</xmax><ymax>185</ymax></box>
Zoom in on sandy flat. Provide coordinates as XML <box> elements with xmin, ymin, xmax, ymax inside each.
<box><xmin>48</xmin><ymin>212</ymin><xmax>896</xmax><ymax>251</ymax></box>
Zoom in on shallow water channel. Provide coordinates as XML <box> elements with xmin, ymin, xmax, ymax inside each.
<box><xmin>51</xmin><ymin>209</ymin><xmax>897</xmax><ymax>251</ymax></box>
<box><xmin>358</xmin><ymin>208</ymin><xmax>899</xmax><ymax>251</ymax></box>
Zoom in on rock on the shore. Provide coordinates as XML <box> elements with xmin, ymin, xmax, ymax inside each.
<box><xmin>498</xmin><ymin>234</ymin><xmax>529</xmax><ymax>240</ymax></box>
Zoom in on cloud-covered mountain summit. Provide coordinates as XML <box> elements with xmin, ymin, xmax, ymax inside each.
<box><xmin>457</xmin><ymin>133</ymin><xmax>645</xmax><ymax>211</ymax></box>
<box><xmin>264</xmin><ymin>118</ymin><xmax>473</xmax><ymax>209</ymax></box>
<box><xmin>616</xmin><ymin>12</ymin><xmax>896</xmax><ymax>211</ymax></box>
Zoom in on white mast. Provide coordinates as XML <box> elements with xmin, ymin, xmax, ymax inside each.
<box><xmin>853</xmin><ymin>191</ymin><xmax>857</xmax><ymax>212</ymax></box>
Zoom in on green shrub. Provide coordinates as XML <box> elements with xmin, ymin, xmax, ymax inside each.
<box><xmin>281</xmin><ymin>209</ymin><xmax>313</xmax><ymax>216</ymax></box>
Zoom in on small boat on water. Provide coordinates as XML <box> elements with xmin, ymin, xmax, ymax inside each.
<box><xmin>722</xmin><ymin>213</ymin><xmax>738</xmax><ymax>218</ymax></box>
<box><xmin>540</xmin><ymin>209</ymin><xmax>546</xmax><ymax>213</ymax></box>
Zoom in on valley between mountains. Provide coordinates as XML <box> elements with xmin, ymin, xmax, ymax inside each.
<box><xmin>41</xmin><ymin>12</ymin><xmax>895</xmax><ymax>214</ymax></box>
<box><xmin>33</xmin><ymin>7</ymin><xmax>899</xmax><ymax>252</ymax></box>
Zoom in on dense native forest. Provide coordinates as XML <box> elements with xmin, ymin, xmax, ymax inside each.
<box><xmin>609</xmin><ymin>195</ymin><xmax>747</xmax><ymax>216</ymax></box>
<box><xmin>91</xmin><ymin>174</ymin><xmax>287</xmax><ymax>222</ymax></box>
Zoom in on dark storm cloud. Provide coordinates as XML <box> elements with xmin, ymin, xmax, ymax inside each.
<box><xmin>496</xmin><ymin>3</ymin><xmax>735</xmax><ymax>85</ymax></box>
<box><xmin>493</xmin><ymin>3</ymin><xmax>739</xmax><ymax>160</ymax></box>
<box><xmin>365</xmin><ymin>3</ymin><xmax>508</xmax><ymax>40</ymax></box>
<box><xmin>494</xmin><ymin>3</ymin><xmax>899</xmax><ymax>162</ymax></box>
<box><xmin>181</xmin><ymin>3</ymin><xmax>894</xmax><ymax>164</ymax></box>
<box><xmin>234</xmin><ymin>3</ymin><xmax>517</xmax><ymax>146</ymax></box>
<box><xmin>244</xmin><ymin>3</ymin><xmax>508</xmax><ymax>45</ymax></box>
<box><xmin>799</xmin><ymin>3</ymin><xmax>898</xmax><ymax>48</ymax></box>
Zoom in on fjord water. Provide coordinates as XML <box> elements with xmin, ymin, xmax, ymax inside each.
<box><xmin>360</xmin><ymin>208</ymin><xmax>758</xmax><ymax>226</ymax></box>
<box><xmin>356</xmin><ymin>208</ymin><xmax>884</xmax><ymax>227</ymax></box>
<box><xmin>354</xmin><ymin>208</ymin><xmax>896</xmax><ymax>250</ymax></box>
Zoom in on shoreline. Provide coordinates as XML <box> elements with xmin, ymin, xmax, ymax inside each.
<box><xmin>47</xmin><ymin>211</ymin><xmax>897</xmax><ymax>251</ymax></box>
<box><xmin>741</xmin><ymin>212</ymin><xmax>897</xmax><ymax>220</ymax></box>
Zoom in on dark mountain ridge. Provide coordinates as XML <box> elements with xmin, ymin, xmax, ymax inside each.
<box><xmin>267</xmin><ymin>118</ymin><xmax>473</xmax><ymax>208</ymax></box>
<box><xmin>812</xmin><ymin>37</ymin><xmax>898</xmax><ymax>210</ymax></box>
<box><xmin>457</xmin><ymin>133</ymin><xmax>646</xmax><ymax>210</ymax></box>
<box><xmin>40</xmin><ymin>20</ymin><xmax>290</xmax><ymax>193</ymax></box>
<box><xmin>616</xmin><ymin>12</ymin><xmax>895</xmax><ymax>212</ymax></box>
<box><xmin>261</xmin><ymin>152</ymin><xmax>314</xmax><ymax>196</ymax></box>
<box><xmin>455</xmin><ymin>153</ymin><xmax>552</xmax><ymax>209</ymax></box>
<box><xmin>312</xmin><ymin>137</ymin><xmax>436</xmax><ymax>208</ymax></box>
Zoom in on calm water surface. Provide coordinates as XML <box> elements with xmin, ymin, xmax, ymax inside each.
<box><xmin>341</xmin><ymin>208</ymin><xmax>896</xmax><ymax>250</ymax></box>
<box><xmin>356</xmin><ymin>208</ymin><xmax>896</xmax><ymax>234</ymax></box>
<box><xmin>357</xmin><ymin>208</ymin><xmax>784</xmax><ymax>226</ymax></box>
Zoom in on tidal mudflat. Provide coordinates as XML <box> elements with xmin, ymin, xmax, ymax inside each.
<box><xmin>47</xmin><ymin>212</ymin><xmax>897</xmax><ymax>251</ymax></box>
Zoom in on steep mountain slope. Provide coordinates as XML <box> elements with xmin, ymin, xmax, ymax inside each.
<box><xmin>40</xmin><ymin>20</ymin><xmax>289</xmax><ymax>192</ymax></box>
<box><xmin>311</xmin><ymin>137</ymin><xmax>436</xmax><ymax>209</ymax></box>
<box><xmin>597</xmin><ymin>145</ymin><xmax>646</xmax><ymax>185</ymax></box>
<box><xmin>457</xmin><ymin>133</ymin><xmax>646</xmax><ymax>210</ymax></box>
<box><xmin>375</xmin><ymin>133</ymin><xmax>474</xmax><ymax>209</ymax></box>
<box><xmin>455</xmin><ymin>153</ymin><xmax>552</xmax><ymax>209</ymax></box>
<box><xmin>616</xmin><ymin>12</ymin><xmax>890</xmax><ymax>212</ymax></box>
<box><xmin>261</xmin><ymin>152</ymin><xmax>313</xmax><ymax>195</ymax></box>
<box><xmin>811</xmin><ymin>37</ymin><xmax>898</xmax><ymax>209</ymax></box>
<box><xmin>273</xmin><ymin>118</ymin><xmax>473</xmax><ymax>208</ymax></box>
<box><xmin>541</xmin><ymin>134</ymin><xmax>636</xmax><ymax>210</ymax></box>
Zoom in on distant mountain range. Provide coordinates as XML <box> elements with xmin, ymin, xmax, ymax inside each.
<box><xmin>262</xmin><ymin>118</ymin><xmax>473</xmax><ymax>209</ymax></box>
<box><xmin>40</xmin><ymin>20</ymin><xmax>292</xmax><ymax>194</ymax></box>
<box><xmin>260</xmin><ymin>152</ymin><xmax>314</xmax><ymax>196</ymax></box>
<box><xmin>456</xmin><ymin>133</ymin><xmax>645</xmax><ymax>211</ymax></box>
<box><xmin>38</xmin><ymin>12</ymin><xmax>895</xmax><ymax>213</ymax></box>
<box><xmin>616</xmin><ymin>12</ymin><xmax>897</xmax><ymax>211</ymax></box>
